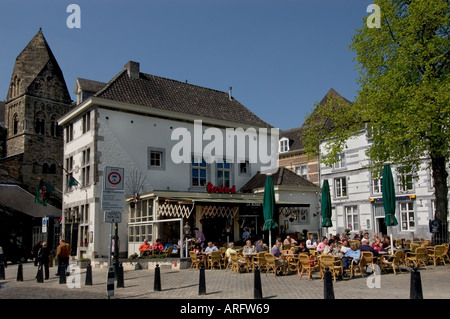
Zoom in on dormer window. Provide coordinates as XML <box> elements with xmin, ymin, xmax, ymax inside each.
<box><xmin>279</xmin><ymin>138</ymin><xmax>290</xmax><ymax>153</ymax></box>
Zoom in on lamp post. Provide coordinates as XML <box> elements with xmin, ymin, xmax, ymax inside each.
<box><xmin>183</xmin><ymin>223</ymin><xmax>191</xmax><ymax>258</ymax></box>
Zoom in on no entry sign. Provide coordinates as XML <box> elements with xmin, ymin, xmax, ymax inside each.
<box><xmin>104</xmin><ymin>166</ymin><xmax>124</xmax><ymax>190</ymax></box>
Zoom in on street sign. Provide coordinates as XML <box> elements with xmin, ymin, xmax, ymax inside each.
<box><xmin>101</xmin><ymin>189</ymin><xmax>125</xmax><ymax>212</ymax></box>
<box><xmin>104</xmin><ymin>166</ymin><xmax>124</xmax><ymax>190</ymax></box>
<box><xmin>104</xmin><ymin>211</ymin><xmax>122</xmax><ymax>223</ymax></box>
<box><xmin>42</xmin><ymin>216</ymin><xmax>49</xmax><ymax>233</ymax></box>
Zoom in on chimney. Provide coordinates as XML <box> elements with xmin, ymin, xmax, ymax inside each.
<box><xmin>228</xmin><ymin>86</ymin><xmax>232</xmax><ymax>101</ymax></box>
<box><xmin>124</xmin><ymin>61</ymin><xmax>140</xmax><ymax>80</ymax></box>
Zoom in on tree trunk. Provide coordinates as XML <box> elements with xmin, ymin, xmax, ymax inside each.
<box><xmin>431</xmin><ymin>154</ymin><xmax>449</xmax><ymax>244</ymax></box>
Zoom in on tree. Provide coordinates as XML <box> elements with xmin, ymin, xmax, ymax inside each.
<box><xmin>303</xmin><ymin>0</ymin><xmax>449</xmax><ymax>243</ymax></box>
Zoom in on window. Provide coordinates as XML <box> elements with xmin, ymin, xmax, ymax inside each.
<box><xmin>345</xmin><ymin>206</ymin><xmax>359</xmax><ymax>231</ymax></box>
<box><xmin>13</xmin><ymin>114</ymin><xmax>19</xmax><ymax>135</ymax></box>
<box><xmin>397</xmin><ymin>171</ymin><xmax>414</xmax><ymax>192</ymax></box>
<box><xmin>333</xmin><ymin>153</ymin><xmax>346</xmax><ymax>169</ymax></box>
<box><xmin>295</xmin><ymin>165</ymin><xmax>308</xmax><ymax>179</ymax></box>
<box><xmin>65</xmin><ymin>123</ymin><xmax>74</xmax><ymax>142</ymax></box>
<box><xmin>372</xmin><ymin>177</ymin><xmax>382</xmax><ymax>194</ymax></box>
<box><xmin>279</xmin><ymin>138</ymin><xmax>289</xmax><ymax>153</ymax></box>
<box><xmin>192</xmin><ymin>157</ymin><xmax>207</xmax><ymax>187</ymax></box>
<box><xmin>239</xmin><ymin>161</ymin><xmax>250</xmax><ymax>175</ymax></box>
<box><xmin>82</xmin><ymin>112</ymin><xmax>91</xmax><ymax>134</ymax></box>
<box><xmin>147</xmin><ymin>147</ymin><xmax>165</xmax><ymax>170</ymax></box>
<box><xmin>400</xmin><ymin>202</ymin><xmax>415</xmax><ymax>231</ymax></box>
<box><xmin>50</xmin><ymin>115</ymin><xmax>59</xmax><ymax>137</ymax></box>
<box><xmin>334</xmin><ymin>177</ymin><xmax>347</xmax><ymax>198</ymax></box>
<box><xmin>217</xmin><ymin>160</ymin><xmax>232</xmax><ymax>188</ymax></box>
<box><xmin>35</xmin><ymin>118</ymin><xmax>45</xmax><ymax>135</ymax></box>
<box><xmin>81</xmin><ymin>148</ymin><xmax>91</xmax><ymax>187</ymax></box>
<box><xmin>129</xmin><ymin>199</ymin><xmax>153</xmax><ymax>243</ymax></box>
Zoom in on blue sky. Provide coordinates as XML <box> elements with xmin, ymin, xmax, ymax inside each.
<box><xmin>0</xmin><ymin>0</ymin><xmax>373</xmax><ymax>130</ymax></box>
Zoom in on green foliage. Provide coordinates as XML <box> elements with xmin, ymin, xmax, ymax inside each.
<box><xmin>303</xmin><ymin>0</ymin><xmax>449</xmax><ymax>226</ymax></box>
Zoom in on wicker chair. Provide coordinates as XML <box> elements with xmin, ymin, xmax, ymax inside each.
<box><xmin>406</xmin><ymin>247</ymin><xmax>428</xmax><ymax>269</ymax></box>
<box><xmin>253</xmin><ymin>252</ymin><xmax>267</xmax><ymax>272</ymax></box>
<box><xmin>381</xmin><ymin>250</ymin><xmax>404</xmax><ymax>275</ymax></box>
<box><xmin>264</xmin><ymin>253</ymin><xmax>284</xmax><ymax>277</ymax></box>
<box><xmin>298</xmin><ymin>253</ymin><xmax>319</xmax><ymax>280</ymax></box>
<box><xmin>428</xmin><ymin>245</ymin><xmax>446</xmax><ymax>266</ymax></box>
<box><xmin>319</xmin><ymin>255</ymin><xmax>343</xmax><ymax>282</ymax></box>
<box><xmin>208</xmin><ymin>250</ymin><xmax>223</xmax><ymax>270</ymax></box>
<box><xmin>189</xmin><ymin>251</ymin><xmax>206</xmax><ymax>270</ymax></box>
<box><xmin>229</xmin><ymin>252</ymin><xmax>248</xmax><ymax>274</ymax></box>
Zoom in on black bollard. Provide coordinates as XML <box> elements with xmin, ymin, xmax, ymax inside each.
<box><xmin>0</xmin><ymin>261</ymin><xmax>5</xmax><ymax>280</ymax></box>
<box><xmin>117</xmin><ymin>263</ymin><xmax>124</xmax><ymax>288</ymax></box>
<box><xmin>16</xmin><ymin>262</ymin><xmax>23</xmax><ymax>281</ymax></box>
<box><xmin>323</xmin><ymin>267</ymin><xmax>335</xmax><ymax>299</ymax></box>
<box><xmin>154</xmin><ymin>264</ymin><xmax>161</xmax><ymax>291</ymax></box>
<box><xmin>254</xmin><ymin>266</ymin><xmax>263</xmax><ymax>299</ymax></box>
<box><xmin>85</xmin><ymin>263</ymin><xmax>93</xmax><ymax>285</ymax></box>
<box><xmin>199</xmin><ymin>263</ymin><xmax>206</xmax><ymax>295</ymax></box>
<box><xmin>135</xmin><ymin>262</ymin><xmax>142</xmax><ymax>270</ymax></box>
<box><xmin>410</xmin><ymin>267</ymin><xmax>423</xmax><ymax>299</ymax></box>
<box><xmin>36</xmin><ymin>264</ymin><xmax>44</xmax><ymax>283</ymax></box>
<box><xmin>59</xmin><ymin>264</ymin><xmax>66</xmax><ymax>284</ymax></box>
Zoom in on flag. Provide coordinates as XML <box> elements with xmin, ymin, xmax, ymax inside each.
<box><xmin>35</xmin><ymin>180</ymin><xmax>54</xmax><ymax>206</ymax></box>
<box><xmin>67</xmin><ymin>173</ymin><xmax>79</xmax><ymax>189</ymax></box>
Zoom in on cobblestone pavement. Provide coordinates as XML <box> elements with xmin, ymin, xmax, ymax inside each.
<box><xmin>1</xmin><ymin>261</ymin><xmax>449</xmax><ymax>300</ymax></box>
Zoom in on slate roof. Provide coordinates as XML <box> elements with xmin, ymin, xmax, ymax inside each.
<box><xmin>75</xmin><ymin>78</ymin><xmax>107</xmax><ymax>93</ymax></box>
<box><xmin>241</xmin><ymin>167</ymin><xmax>319</xmax><ymax>192</ymax></box>
<box><xmin>93</xmin><ymin>68</ymin><xmax>272</xmax><ymax>128</ymax></box>
<box><xmin>279</xmin><ymin>126</ymin><xmax>306</xmax><ymax>152</ymax></box>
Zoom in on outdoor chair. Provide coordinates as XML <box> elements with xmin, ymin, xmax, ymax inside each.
<box><xmin>264</xmin><ymin>253</ymin><xmax>284</xmax><ymax>277</ymax></box>
<box><xmin>442</xmin><ymin>244</ymin><xmax>450</xmax><ymax>263</ymax></box>
<box><xmin>253</xmin><ymin>252</ymin><xmax>267</xmax><ymax>272</ymax></box>
<box><xmin>208</xmin><ymin>250</ymin><xmax>223</xmax><ymax>270</ymax></box>
<box><xmin>164</xmin><ymin>246</ymin><xmax>174</xmax><ymax>258</ymax></box>
<box><xmin>319</xmin><ymin>255</ymin><xmax>343</xmax><ymax>282</ymax></box>
<box><xmin>189</xmin><ymin>251</ymin><xmax>206</xmax><ymax>270</ymax></box>
<box><xmin>428</xmin><ymin>245</ymin><xmax>446</xmax><ymax>266</ymax></box>
<box><xmin>229</xmin><ymin>252</ymin><xmax>248</xmax><ymax>274</ymax></box>
<box><xmin>349</xmin><ymin>256</ymin><xmax>364</xmax><ymax>279</ymax></box>
<box><xmin>298</xmin><ymin>253</ymin><xmax>319</xmax><ymax>280</ymax></box>
<box><xmin>361</xmin><ymin>251</ymin><xmax>378</xmax><ymax>272</ymax></box>
<box><xmin>381</xmin><ymin>250</ymin><xmax>404</xmax><ymax>275</ymax></box>
<box><xmin>406</xmin><ymin>247</ymin><xmax>428</xmax><ymax>270</ymax></box>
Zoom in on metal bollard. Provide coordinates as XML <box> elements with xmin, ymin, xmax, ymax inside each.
<box><xmin>135</xmin><ymin>262</ymin><xmax>142</xmax><ymax>270</ymax></box>
<box><xmin>59</xmin><ymin>264</ymin><xmax>66</xmax><ymax>284</ymax></box>
<box><xmin>16</xmin><ymin>262</ymin><xmax>23</xmax><ymax>281</ymax></box>
<box><xmin>106</xmin><ymin>266</ymin><xmax>114</xmax><ymax>298</ymax></box>
<box><xmin>154</xmin><ymin>264</ymin><xmax>161</xmax><ymax>291</ymax></box>
<box><xmin>254</xmin><ymin>266</ymin><xmax>263</xmax><ymax>299</ymax></box>
<box><xmin>36</xmin><ymin>264</ymin><xmax>44</xmax><ymax>283</ymax></box>
<box><xmin>117</xmin><ymin>263</ymin><xmax>124</xmax><ymax>288</ymax></box>
<box><xmin>410</xmin><ymin>267</ymin><xmax>423</xmax><ymax>299</ymax></box>
<box><xmin>323</xmin><ymin>267</ymin><xmax>335</xmax><ymax>299</ymax></box>
<box><xmin>198</xmin><ymin>263</ymin><xmax>206</xmax><ymax>295</ymax></box>
<box><xmin>85</xmin><ymin>263</ymin><xmax>93</xmax><ymax>285</ymax></box>
<box><xmin>0</xmin><ymin>261</ymin><xmax>5</xmax><ymax>280</ymax></box>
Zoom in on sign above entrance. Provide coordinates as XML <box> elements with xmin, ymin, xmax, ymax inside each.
<box><xmin>104</xmin><ymin>166</ymin><xmax>124</xmax><ymax>190</ymax></box>
<box><xmin>207</xmin><ymin>182</ymin><xmax>236</xmax><ymax>194</ymax></box>
<box><xmin>104</xmin><ymin>211</ymin><xmax>122</xmax><ymax>223</ymax></box>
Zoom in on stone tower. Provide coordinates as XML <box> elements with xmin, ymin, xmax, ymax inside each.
<box><xmin>2</xmin><ymin>29</ymin><xmax>72</xmax><ymax>206</ymax></box>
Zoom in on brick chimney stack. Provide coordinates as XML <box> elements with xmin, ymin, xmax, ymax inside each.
<box><xmin>124</xmin><ymin>61</ymin><xmax>140</xmax><ymax>80</ymax></box>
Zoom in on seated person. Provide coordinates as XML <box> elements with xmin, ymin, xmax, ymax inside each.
<box><xmin>243</xmin><ymin>240</ymin><xmax>257</xmax><ymax>254</ymax></box>
<box><xmin>139</xmin><ymin>239</ymin><xmax>152</xmax><ymax>256</ymax></box>
<box><xmin>226</xmin><ymin>242</ymin><xmax>237</xmax><ymax>262</ymax></box>
<box><xmin>283</xmin><ymin>235</ymin><xmax>297</xmax><ymax>246</ymax></box>
<box><xmin>339</xmin><ymin>239</ymin><xmax>351</xmax><ymax>255</ymax></box>
<box><xmin>316</xmin><ymin>237</ymin><xmax>328</xmax><ymax>253</ymax></box>
<box><xmin>359</xmin><ymin>238</ymin><xmax>379</xmax><ymax>256</ymax></box>
<box><xmin>322</xmin><ymin>239</ymin><xmax>343</xmax><ymax>258</ymax></box>
<box><xmin>255</xmin><ymin>240</ymin><xmax>268</xmax><ymax>252</ymax></box>
<box><xmin>204</xmin><ymin>242</ymin><xmax>219</xmax><ymax>254</ymax></box>
<box><xmin>306</xmin><ymin>235</ymin><xmax>317</xmax><ymax>249</ymax></box>
<box><xmin>271</xmin><ymin>240</ymin><xmax>287</xmax><ymax>272</ymax></box>
<box><xmin>297</xmin><ymin>241</ymin><xmax>310</xmax><ymax>255</ymax></box>
<box><xmin>152</xmin><ymin>238</ymin><xmax>164</xmax><ymax>253</ymax></box>
<box><xmin>343</xmin><ymin>242</ymin><xmax>361</xmax><ymax>269</ymax></box>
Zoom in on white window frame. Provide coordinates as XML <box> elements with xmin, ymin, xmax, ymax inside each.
<box><xmin>345</xmin><ymin>206</ymin><xmax>359</xmax><ymax>231</ymax></box>
<box><xmin>333</xmin><ymin>153</ymin><xmax>346</xmax><ymax>169</ymax></box>
<box><xmin>334</xmin><ymin>177</ymin><xmax>347</xmax><ymax>198</ymax></box>
<box><xmin>279</xmin><ymin>138</ymin><xmax>289</xmax><ymax>153</ymax></box>
<box><xmin>399</xmin><ymin>202</ymin><xmax>415</xmax><ymax>231</ymax></box>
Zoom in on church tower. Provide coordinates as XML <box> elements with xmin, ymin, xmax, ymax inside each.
<box><xmin>2</xmin><ymin>29</ymin><xmax>72</xmax><ymax>206</ymax></box>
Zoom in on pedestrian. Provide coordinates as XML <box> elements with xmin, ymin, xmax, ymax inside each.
<box><xmin>37</xmin><ymin>242</ymin><xmax>51</xmax><ymax>279</ymax></box>
<box><xmin>32</xmin><ymin>240</ymin><xmax>42</xmax><ymax>266</ymax></box>
<box><xmin>194</xmin><ymin>227</ymin><xmax>206</xmax><ymax>249</ymax></box>
<box><xmin>56</xmin><ymin>238</ymin><xmax>71</xmax><ymax>276</ymax></box>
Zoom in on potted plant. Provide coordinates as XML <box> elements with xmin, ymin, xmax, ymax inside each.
<box><xmin>344</xmin><ymin>228</ymin><xmax>351</xmax><ymax>236</ymax></box>
<box><xmin>77</xmin><ymin>257</ymin><xmax>91</xmax><ymax>268</ymax></box>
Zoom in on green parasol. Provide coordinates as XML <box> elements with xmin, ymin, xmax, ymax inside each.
<box><xmin>382</xmin><ymin>164</ymin><xmax>398</xmax><ymax>255</ymax></box>
<box><xmin>263</xmin><ymin>175</ymin><xmax>278</xmax><ymax>248</ymax></box>
<box><xmin>321</xmin><ymin>180</ymin><xmax>332</xmax><ymax>227</ymax></box>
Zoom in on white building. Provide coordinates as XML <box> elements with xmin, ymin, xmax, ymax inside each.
<box><xmin>58</xmin><ymin>61</ymin><xmax>319</xmax><ymax>260</ymax></box>
<box><xmin>319</xmin><ymin>130</ymin><xmax>450</xmax><ymax>241</ymax></box>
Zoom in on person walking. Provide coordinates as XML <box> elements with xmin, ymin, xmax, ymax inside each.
<box><xmin>56</xmin><ymin>238</ymin><xmax>71</xmax><ymax>276</ymax></box>
<box><xmin>32</xmin><ymin>240</ymin><xmax>42</xmax><ymax>266</ymax></box>
<box><xmin>37</xmin><ymin>242</ymin><xmax>51</xmax><ymax>279</ymax></box>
